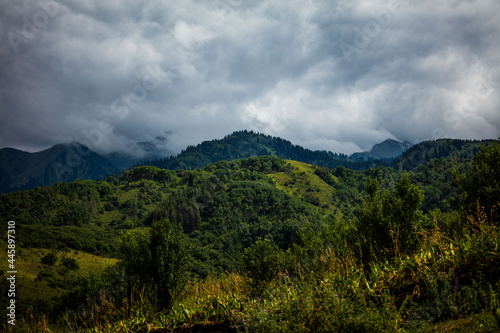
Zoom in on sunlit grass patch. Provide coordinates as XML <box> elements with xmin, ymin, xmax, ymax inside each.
<box><xmin>0</xmin><ymin>245</ymin><xmax>118</xmax><ymax>281</ymax></box>
<box><xmin>269</xmin><ymin>160</ymin><xmax>337</xmax><ymax>215</ymax></box>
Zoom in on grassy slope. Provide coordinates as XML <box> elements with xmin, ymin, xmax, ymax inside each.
<box><xmin>268</xmin><ymin>160</ymin><xmax>339</xmax><ymax>218</ymax></box>
<box><xmin>0</xmin><ymin>242</ymin><xmax>118</xmax><ymax>287</ymax></box>
<box><xmin>12</xmin><ymin>247</ymin><xmax>118</xmax><ymax>279</ymax></box>
<box><xmin>94</xmin><ymin>180</ymin><xmax>167</xmax><ymax>227</ymax></box>
<box><xmin>0</xmin><ymin>243</ymin><xmax>118</xmax><ymax>332</ymax></box>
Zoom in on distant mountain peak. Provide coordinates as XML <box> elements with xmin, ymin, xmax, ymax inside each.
<box><xmin>369</xmin><ymin>139</ymin><xmax>413</xmax><ymax>159</ymax></box>
<box><xmin>51</xmin><ymin>141</ymin><xmax>91</xmax><ymax>152</ymax></box>
<box><xmin>350</xmin><ymin>138</ymin><xmax>413</xmax><ymax>161</ymax></box>
<box><xmin>0</xmin><ymin>142</ymin><xmax>118</xmax><ymax>193</ymax></box>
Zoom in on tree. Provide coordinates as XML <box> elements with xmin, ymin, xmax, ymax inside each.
<box><xmin>56</xmin><ymin>202</ymin><xmax>88</xmax><ymax>226</ymax></box>
<box><xmin>357</xmin><ymin>178</ymin><xmax>389</xmax><ymax>265</ymax></box>
<box><xmin>240</xmin><ymin>238</ymin><xmax>285</xmax><ymax>295</ymax></box>
<box><xmin>62</xmin><ymin>257</ymin><xmax>79</xmax><ymax>271</ymax></box>
<box><xmin>383</xmin><ymin>172</ymin><xmax>423</xmax><ymax>254</ymax></box>
<box><xmin>149</xmin><ymin>219</ymin><xmax>191</xmax><ymax>310</ymax></box>
<box><xmin>41</xmin><ymin>252</ymin><xmax>58</xmax><ymax>266</ymax></box>
<box><xmin>120</xmin><ymin>219</ymin><xmax>190</xmax><ymax>311</ymax></box>
<box><xmin>456</xmin><ymin>142</ymin><xmax>500</xmax><ymax>224</ymax></box>
<box><xmin>357</xmin><ymin>174</ymin><xmax>423</xmax><ymax>262</ymax></box>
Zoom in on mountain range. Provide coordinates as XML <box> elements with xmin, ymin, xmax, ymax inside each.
<box><xmin>134</xmin><ymin>131</ymin><xmax>415</xmax><ymax>171</ymax></box>
<box><xmin>0</xmin><ymin>130</ymin><xmax>495</xmax><ymax>193</ymax></box>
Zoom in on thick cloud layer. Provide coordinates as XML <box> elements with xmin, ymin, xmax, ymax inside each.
<box><xmin>1</xmin><ymin>0</ymin><xmax>499</xmax><ymax>156</ymax></box>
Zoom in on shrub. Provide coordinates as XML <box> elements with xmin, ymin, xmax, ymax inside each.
<box><xmin>240</xmin><ymin>238</ymin><xmax>285</xmax><ymax>295</ymax></box>
<box><xmin>61</xmin><ymin>257</ymin><xmax>79</xmax><ymax>271</ymax></box>
<box><xmin>120</xmin><ymin>219</ymin><xmax>191</xmax><ymax>311</ymax></box>
<box><xmin>41</xmin><ymin>252</ymin><xmax>58</xmax><ymax>266</ymax></box>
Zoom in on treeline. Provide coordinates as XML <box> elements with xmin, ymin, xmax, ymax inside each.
<box><xmin>136</xmin><ymin>132</ymin><xmax>497</xmax><ymax>175</ymax></box>
<box><xmin>392</xmin><ymin>138</ymin><xmax>497</xmax><ymax>170</ymax></box>
<box><xmin>135</xmin><ymin>130</ymin><xmax>388</xmax><ymax>171</ymax></box>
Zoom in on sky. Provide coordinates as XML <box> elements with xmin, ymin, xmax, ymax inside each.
<box><xmin>0</xmin><ymin>0</ymin><xmax>499</xmax><ymax>157</ymax></box>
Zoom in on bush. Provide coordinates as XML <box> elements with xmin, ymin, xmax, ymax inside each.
<box><xmin>37</xmin><ymin>269</ymin><xmax>54</xmax><ymax>281</ymax></box>
<box><xmin>41</xmin><ymin>252</ymin><xmax>58</xmax><ymax>266</ymax></box>
<box><xmin>61</xmin><ymin>257</ymin><xmax>79</xmax><ymax>271</ymax></box>
<box><xmin>120</xmin><ymin>219</ymin><xmax>191</xmax><ymax>311</ymax></box>
<box><xmin>240</xmin><ymin>238</ymin><xmax>285</xmax><ymax>295</ymax></box>
<box><xmin>56</xmin><ymin>202</ymin><xmax>89</xmax><ymax>226</ymax></box>
<box><xmin>456</xmin><ymin>142</ymin><xmax>500</xmax><ymax>224</ymax></box>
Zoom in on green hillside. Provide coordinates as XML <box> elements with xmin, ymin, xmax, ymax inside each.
<box><xmin>0</xmin><ymin>141</ymin><xmax>499</xmax><ymax>332</ymax></box>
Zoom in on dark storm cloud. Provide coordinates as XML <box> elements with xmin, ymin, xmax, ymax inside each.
<box><xmin>0</xmin><ymin>0</ymin><xmax>499</xmax><ymax>156</ymax></box>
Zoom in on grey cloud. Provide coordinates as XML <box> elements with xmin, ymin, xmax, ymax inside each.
<box><xmin>0</xmin><ymin>0</ymin><xmax>499</xmax><ymax>156</ymax></box>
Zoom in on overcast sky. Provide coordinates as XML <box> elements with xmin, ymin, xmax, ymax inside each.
<box><xmin>1</xmin><ymin>0</ymin><xmax>499</xmax><ymax>156</ymax></box>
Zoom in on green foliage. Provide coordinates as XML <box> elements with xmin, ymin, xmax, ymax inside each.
<box><xmin>19</xmin><ymin>224</ymin><xmax>120</xmax><ymax>256</ymax></box>
<box><xmin>41</xmin><ymin>251</ymin><xmax>58</xmax><ymax>266</ymax></box>
<box><xmin>240</xmin><ymin>238</ymin><xmax>285</xmax><ymax>294</ymax></box>
<box><xmin>357</xmin><ymin>178</ymin><xmax>389</xmax><ymax>264</ymax></box>
<box><xmin>141</xmin><ymin>130</ymin><xmax>385</xmax><ymax>171</ymax></box>
<box><xmin>410</xmin><ymin>157</ymin><xmax>470</xmax><ymax>212</ymax></box>
<box><xmin>456</xmin><ymin>142</ymin><xmax>500</xmax><ymax>224</ymax></box>
<box><xmin>490</xmin><ymin>283</ymin><xmax>500</xmax><ymax>329</ymax></box>
<box><xmin>120</xmin><ymin>219</ymin><xmax>191</xmax><ymax>311</ymax></box>
<box><xmin>58</xmin><ymin>271</ymin><xmax>113</xmax><ymax>314</ymax></box>
<box><xmin>37</xmin><ymin>268</ymin><xmax>55</xmax><ymax>281</ymax></box>
<box><xmin>149</xmin><ymin>219</ymin><xmax>191</xmax><ymax>310</ymax></box>
<box><xmin>8</xmin><ymin>213</ymin><xmax>500</xmax><ymax>333</ymax></box>
<box><xmin>119</xmin><ymin>229</ymin><xmax>151</xmax><ymax>285</ymax></box>
<box><xmin>62</xmin><ymin>257</ymin><xmax>80</xmax><ymax>271</ymax></box>
<box><xmin>2</xmin><ymin>140</ymin><xmax>499</xmax><ymax>332</ymax></box>
<box><xmin>357</xmin><ymin>173</ymin><xmax>423</xmax><ymax>264</ymax></box>
<box><xmin>383</xmin><ymin>172</ymin><xmax>424</xmax><ymax>253</ymax></box>
<box><xmin>393</xmin><ymin>138</ymin><xmax>497</xmax><ymax>171</ymax></box>
<box><xmin>56</xmin><ymin>202</ymin><xmax>89</xmax><ymax>226</ymax></box>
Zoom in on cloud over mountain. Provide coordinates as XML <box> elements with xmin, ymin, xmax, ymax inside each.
<box><xmin>1</xmin><ymin>0</ymin><xmax>499</xmax><ymax>155</ymax></box>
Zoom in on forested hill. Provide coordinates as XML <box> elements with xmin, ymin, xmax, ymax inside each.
<box><xmin>0</xmin><ymin>156</ymin><xmax>334</xmax><ymax>276</ymax></box>
<box><xmin>0</xmin><ymin>142</ymin><xmax>119</xmax><ymax>194</ymax></box>
<box><xmin>392</xmin><ymin>138</ymin><xmax>498</xmax><ymax>170</ymax></box>
<box><xmin>137</xmin><ymin>130</ymin><xmax>386</xmax><ymax>171</ymax></box>
<box><xmin>136</xmin><ymin>132</ymin><xmax>497</xmax><ymax>173</ymax></box>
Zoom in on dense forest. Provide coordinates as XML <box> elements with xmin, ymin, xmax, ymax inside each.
<box><xmin>0</xmin><ymin>138</ymin><xmax>499</xmax><ymax>332</ymax></box>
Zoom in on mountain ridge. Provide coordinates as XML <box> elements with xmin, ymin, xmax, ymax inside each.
<box><xmin>349</xmin><ymin>138</ymin><xmax>413</xmax><ymax>161</ymax></box>
<box><xmin>1</xmin><ymin>131</ymin><xmax>497</xmax><ymax>194</ymax></box>
<box><xmin>138</xmin><ymin>130</ymin><xmax>386</xmax><ymax>171</ymax></box>
<box><xmin>0</xmin><ymin>142</ymin><xmax>119</xmax><ymax>193</ymax></box>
